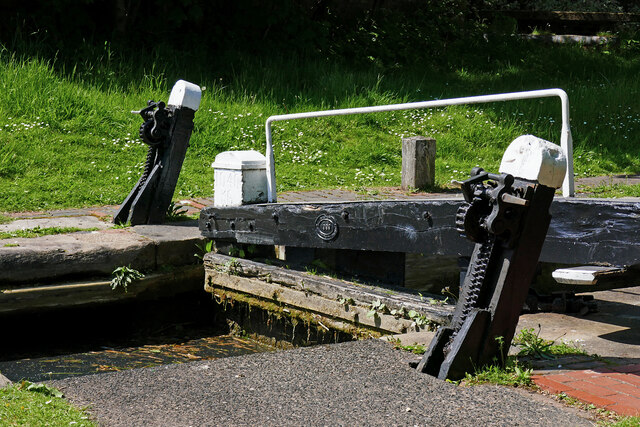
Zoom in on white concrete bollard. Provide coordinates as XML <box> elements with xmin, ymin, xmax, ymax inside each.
<box><xmin>499</xmin><ymin>134</ymin><xmax>567</xmax><ymax>189</ymax></box>
<box><xmin>212</xmin><ymin>150</ymin><xmax>268</xmax><ymax>207</ymax></box>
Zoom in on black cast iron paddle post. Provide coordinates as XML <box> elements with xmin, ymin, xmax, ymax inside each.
<box><xmin>114</xmin><ymin>81</ymin><xmax>200</xmax><ymax>225</ymax></box>
<box><xmin>417</xmin><ymin>167</ymin><xmax>557</xmax><ymax>381</ymax></box>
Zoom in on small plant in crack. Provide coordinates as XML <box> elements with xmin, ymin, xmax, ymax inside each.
<box><xmin>165</xmin><ymin>201</ymin><xmax>189</xmax><ymax>221</ymax></box>
<box><xmin>367</xmin><ymin>300</ymin><xmax>388</xmax><ymax>318</ymax></box>
<box><xmin>227</xmin><ymin>246</ymin><xmax>246</xmax><ymax>258</ymax></box>
<box><xmin>194</xmin><ymin>240</ymin><xmax>214</xmax><ymax>261</ymax></box>
<box><xmin>221</xmin><ymin>258</ymin><xmax>242</xmax><ymax>275</ymax></box>
<box><xmin>407</xmin><ymin>310</ymin><xmax>431</xmax><ymax>328</ymax></box>
<box><xmin>110</xmin><ymin>266</ymin><xmax>144</xmax><ymax>292</ymax></box>
<box><xmin>513</xmin><ymin>326</ymin><xmax>554</xmax><ymax>359</ymax></box>
<box><xmin>513</xmin><ymin>326</ymin><xmax>587</xmax><ymax>359</ymax></box>
<box><xmin>338</xmin><ymin>296</ymin><xmax>355</xmax><ymax>307</ymax></box>
<box><xmin>390</xmin><ymin>306</ymin><xmax>407</xmax><ymax>318</ymax></box>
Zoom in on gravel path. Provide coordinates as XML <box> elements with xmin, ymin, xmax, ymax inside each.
<box><xmin>52</xmin><ymin>340</ymin><xmax>592</xmax><ymax>426</ymax></box>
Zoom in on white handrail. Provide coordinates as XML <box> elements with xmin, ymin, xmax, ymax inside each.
<box><xmin>264</xmin><ymin>88</ymin><xmax>574</xmax><ymax>202</ymax></box>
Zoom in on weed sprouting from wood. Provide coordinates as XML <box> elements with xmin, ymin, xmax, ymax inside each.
<box><xmin>367</xmin><ymin>300</ymin><xmax>388</xmax><ymax>318</ymax></box>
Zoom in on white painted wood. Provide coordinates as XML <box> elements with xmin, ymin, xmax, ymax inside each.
<box><xmin>168</xmin><ymin>79</ymin><xmax>202</xmax><ymax>111</ymax></box>
<box><xmin>212</xmin><ymin>150</ymin><xmax>268</xmax><ymax>207</ymax></box>
<box><xmin>499</xmin><ymin>135</ymin><xmax>567</xmax><ymax>189</ymax></box>
<box><xmin>552</xmin><ymin>265</ymin><xmax>624</xmax><ymax>285</ymax></box>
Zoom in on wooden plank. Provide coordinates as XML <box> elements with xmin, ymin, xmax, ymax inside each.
<box><xmin>204</xmin><ymin>253</ymin><xmax>453</xmax><ymax>328</ymax></box>
<box><xmin>552</xmin><ymin>266</ymin><xmax>626</xmax><ymax>285</ymax></box>
<box><xmin>206</xmin><ymin>270</ymin><xmax>417</xmax><ymax>334</ymax></box>
<box><xmin>199</xmin><ymin>197</ymin><xmax>640</xmax><ymax>267</ymax></box>
<box><xmin>402</xmin><ymin>136</ymin><xmax>436</xmax><ymax>190</ymax></box>
<box><xmin>200</xmin><ymin>199</ymin><xmax>468</xmax><ymax>255</ymax></box>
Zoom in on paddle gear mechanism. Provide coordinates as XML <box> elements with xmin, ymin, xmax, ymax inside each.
<box><xmin>417</xmin><ymin>166</ymin><xmax>557</xmax><ymax>380</ymax></box>
<box><xmin>114</xmin><ymin>80</ymin><xmax>201</xmax><ymax>225</ymax></box>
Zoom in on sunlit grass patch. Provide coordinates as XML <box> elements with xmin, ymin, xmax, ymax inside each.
<box><xmin>0</xmin><ymin>226</ymin><xmax>98</xmax><ymax>240</ymax></box>
<box><xmin>1</xmin><ymin>39</ymin><xmax>640</xmax><ymax>212</ymax></box>
<box><xmin>0</xmin><ymin>381</ymin><xmax>94</xmax><ymax>426</ymax></box>
<box><xmin>461</xmin><ymin>359</ymin><xmax>534</xmax><ymax>388</ymax></box>
<box><xmin>582</xmin><ymin>183</ymin><xmax>640</xmax><ymax>198</ymax></box>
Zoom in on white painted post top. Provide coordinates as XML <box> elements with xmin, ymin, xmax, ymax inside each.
<box><xmin>499</xmin><ymin>135</ymin><xmax>567</xmax><ymax>189</ymax></box>
<box><xmin>211</xmin><ymin>150</ymin><xmax>267</xmax><ymax>170</ymax></box>
<box><xmin>168</xmin><ymin>80</ymin><xmax>202</xmax><ymax>111</ymax></box>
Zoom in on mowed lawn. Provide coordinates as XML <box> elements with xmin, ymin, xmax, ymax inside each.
<box><xmin>1</xmin><ymin>39</ymin><xmax>639</xmax><ymax>212</ymax></box>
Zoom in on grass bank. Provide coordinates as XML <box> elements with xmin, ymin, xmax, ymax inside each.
<box><xmin>0</xmin><ymin>382</ymin><xmax>94</xmax><ymax>426</ymax></box>
<box><xmin>0</xmin><ymin>38</ymin><xmax>639</xmax><ymax>212</ymax></box>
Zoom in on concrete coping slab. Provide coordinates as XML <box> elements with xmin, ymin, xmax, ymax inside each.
<box><xmin>0</xmin><ymin>216</ymin><xmax>112</xmax><ymax>233</ymax></box>
<box><xmin>0</xmin><ymin>220</ymin><xmax>206</xmax><ymax>287</ymax></box>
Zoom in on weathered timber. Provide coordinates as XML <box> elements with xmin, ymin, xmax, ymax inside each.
<box><xmin>402</xmin><ymin>136</ymin><xmax>436</xmax><ymax>190</ymax></box>
<box><xmin>201</xmin><ymin>199</ymin><xmax>468</xmax><ymax>255</ymax></box>
<box><xmin>200</xmin><ymin>197</ymin><xmax>640</xmax><ymax>266</ymax></box>
<box><xmin>204</xmin><ymin>253</ymin><xmax>452</xmax><ymax>334</ymax></box>
<box><xmin>0</xmin><ymin>265</ymin><xmax>203</xmax><ymax>314</ymax></box>
<box><xmin>216</xmin><ymin>287</ymin><xmax>372</xmax><ymax>347</ymax></box>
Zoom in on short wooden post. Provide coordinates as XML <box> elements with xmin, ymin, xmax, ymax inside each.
<box><xmin>402</xmin><ymin>136</ymin><xmax>436</xmax><ymax>190</ymax></box>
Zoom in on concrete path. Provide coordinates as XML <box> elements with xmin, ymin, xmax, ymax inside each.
<box><xmin>51</xmin><ymin>339</ymin><xmax>591</xmax><ymax>426</ymax></box>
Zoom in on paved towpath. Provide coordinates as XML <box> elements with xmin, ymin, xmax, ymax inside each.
<box><xmin>51</xmin><ymin>339</ymin><xmax>591</xmax><ymax>426</ymax></box>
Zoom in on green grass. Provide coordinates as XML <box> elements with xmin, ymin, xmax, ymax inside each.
<box><xmin>0</xmin><ymin>226</ymin><xmax>98</xmax><ymax>239</ymax></box>
<box><xmin>610</xmin><ymin>417</ymin><xmax>640</xmax><ymax>427</ymax></box>
<box><xmin>583</xmin><ymin>183</ymin><xmax>640</xmax><ymax>198</ymax></box>
<box><xmin>1</xmin><ymin>37</ymin><xmax>640</xmax><ymax>212</ymax></box>
<box><xmin>392</xmin><ymin>341</ymin><xmax>427</xmax><ymax>354</ymax></box>
<box><xmin>461</xmin><ymin>358</ymin><xmax>534</xmax><ymax>387</ymax></box>
<box><xmin>513</xmin><ymin>327</ymin><xmax>587</xmax><ymax>359</ymax></box>
<box><xmin>0</xmin><ymin>382</ymin><xmax>94</xmax><ymax>426</ymax></box>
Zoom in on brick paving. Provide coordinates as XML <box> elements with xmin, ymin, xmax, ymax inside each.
<box><xmin>534</xmin><ymin>364</ymin><xmax>640</xmax><ymax>416</ymax></box>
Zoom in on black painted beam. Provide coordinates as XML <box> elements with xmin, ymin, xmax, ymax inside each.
<box><xmin>199</xmin><ymin>197</ymin><xmax>640</xmax><ymax>267</ymax></box>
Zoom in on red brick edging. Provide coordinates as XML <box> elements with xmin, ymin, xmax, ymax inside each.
<box><xmin>534</xmin><ymin>364</ymin><xmax>640</xmax><ymax>416</ymax></box>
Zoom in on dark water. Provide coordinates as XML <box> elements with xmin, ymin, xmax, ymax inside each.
<box><xmin>0</xmin><ymin>292</ymin><xmax>273</xmax><ymax>382</ymax></box>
